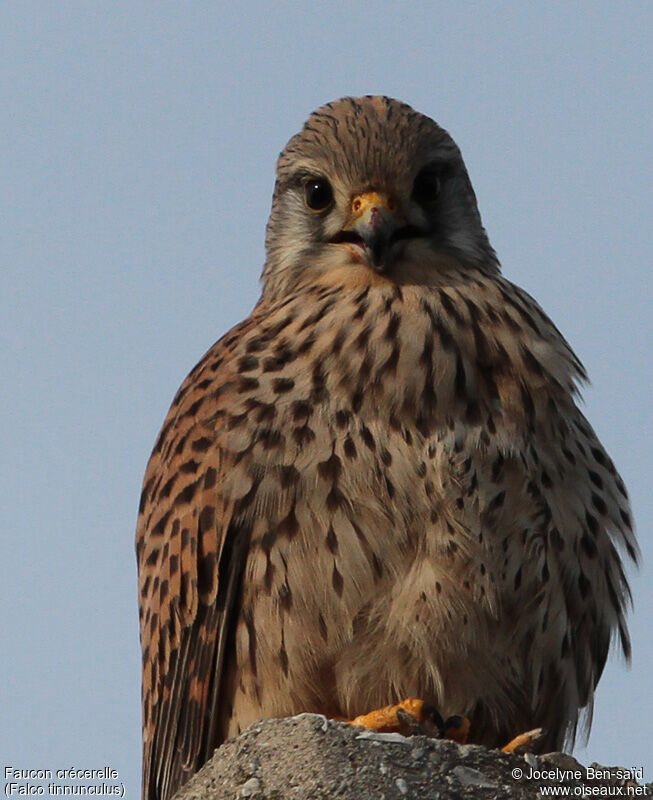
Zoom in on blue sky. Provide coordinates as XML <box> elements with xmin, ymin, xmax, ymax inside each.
<box><xmin>1</xmin><ymin>2</ymin><xmax>651</xmax><ymax>795</ymax></box>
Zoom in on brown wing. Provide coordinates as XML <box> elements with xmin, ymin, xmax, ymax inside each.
<box><xmin>136</xmin><ymin>319</ymin><xmax>256</xmax><ymax>800</ymax></box>
<box><xmin>521</xmin><ymin>400</ymin><xmax>637</xmax><ymax>748</ymax></box>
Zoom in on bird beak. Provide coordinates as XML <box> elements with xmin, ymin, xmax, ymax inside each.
<box><xmin>344</xmin><ymin>191</ymin><xmax>401</xmax><ymax>271</ymax></box>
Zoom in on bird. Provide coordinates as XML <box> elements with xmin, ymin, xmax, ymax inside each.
<box><xmin>136</xmin><ymin>95</ymin><xmax>637</xmax><ymax>800</ymax></box>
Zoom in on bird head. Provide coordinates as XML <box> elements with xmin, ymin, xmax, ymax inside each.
<box><xmin>262</xmin><ymin>96</ymin><xmax>498</xmax><ymax>300</ymax></box>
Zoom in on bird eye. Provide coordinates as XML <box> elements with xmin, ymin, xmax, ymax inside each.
<box><xmin>411</xmin><ymin>166</ymin><xmax>442</xmax><ymax>207</ymax></box>
<box><xmin>304</xmin><ymin>178</ymin><xmax>334</xmax><ymax>212</ymax></box>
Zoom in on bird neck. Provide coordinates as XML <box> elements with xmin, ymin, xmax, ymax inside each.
<box><xmin>253</xmin><ymin>270</ymin><xmax>582</xmax><ymax>440</ymax></box>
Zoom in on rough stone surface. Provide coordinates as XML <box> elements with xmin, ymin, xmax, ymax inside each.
<box><xmin>173</xmin><ymin>715</ymin><xmax>650</xmax><ymax>799</ymax></box>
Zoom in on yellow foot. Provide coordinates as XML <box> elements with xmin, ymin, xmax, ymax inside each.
<box><xmin>348</xmin><ymin>698</ymin><xmax>470</xmax><ymax>743</ymax></box>
<box><xmin>350</xmin><ymin>698</ymin><xmax>425</xmax><ymax>731</ymax></box>
<box><xmin>502</xmin><ymin>727</ymin><xmax>546</xmax><ymax>754</ymax></box>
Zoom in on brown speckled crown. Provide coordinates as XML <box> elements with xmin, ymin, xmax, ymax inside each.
<box><xmin>263</xmin><ymin>96</ymin><xmax>497</xmax><ymax>300</ymax></box>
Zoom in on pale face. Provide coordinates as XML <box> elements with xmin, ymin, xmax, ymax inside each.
<box><xmin>262</xmin><ymin>96</ymin><xmax>498</xmax><ymax>299</ymax></box>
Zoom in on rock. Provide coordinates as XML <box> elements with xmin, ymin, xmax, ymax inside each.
<box><xmin>173</xmin><ymin>714</ymin><xmax>651</xmax><ymax>799</ymax></box>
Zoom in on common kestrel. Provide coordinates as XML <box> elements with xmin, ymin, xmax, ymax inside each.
<box><xmin>136</xmin><ymin>96</ymin><xmax>637</xmax><ymax>800</ymax></box>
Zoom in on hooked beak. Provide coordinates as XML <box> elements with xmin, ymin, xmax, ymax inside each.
<box><xmin>335</xmin><ymin>191</ymin><xmax>401</xmax><ymax>272</ymax></box>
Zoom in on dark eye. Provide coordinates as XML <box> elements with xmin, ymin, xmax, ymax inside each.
<box><xmin>304</xmin><ymin>178</ymin><xmax>334</xmax><ymax>212</ymax></box>
<box><xmin>411</xmin><ymin>166</ymin><xmax>442</xmax><ymax>207</ymax></box>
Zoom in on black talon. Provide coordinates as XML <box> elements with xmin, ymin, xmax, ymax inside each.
<box><xmin>443</xmin><ymin>714</ymin><xmax>465</xmax><ymax>732</ymax></box>
<box><xmin>422</xmin><ymin>703</ymin><xmax>444</xmax><ymax>728</ymax></box>
<box><xmin>395</xmin><ymin>704</ymin><xmax>448</xmax><ymax>739</ymax></box>
<box><xmin>396</xmin><ymin>707</ymin><xmax>424</xmax><ymax>735</ymax></box>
